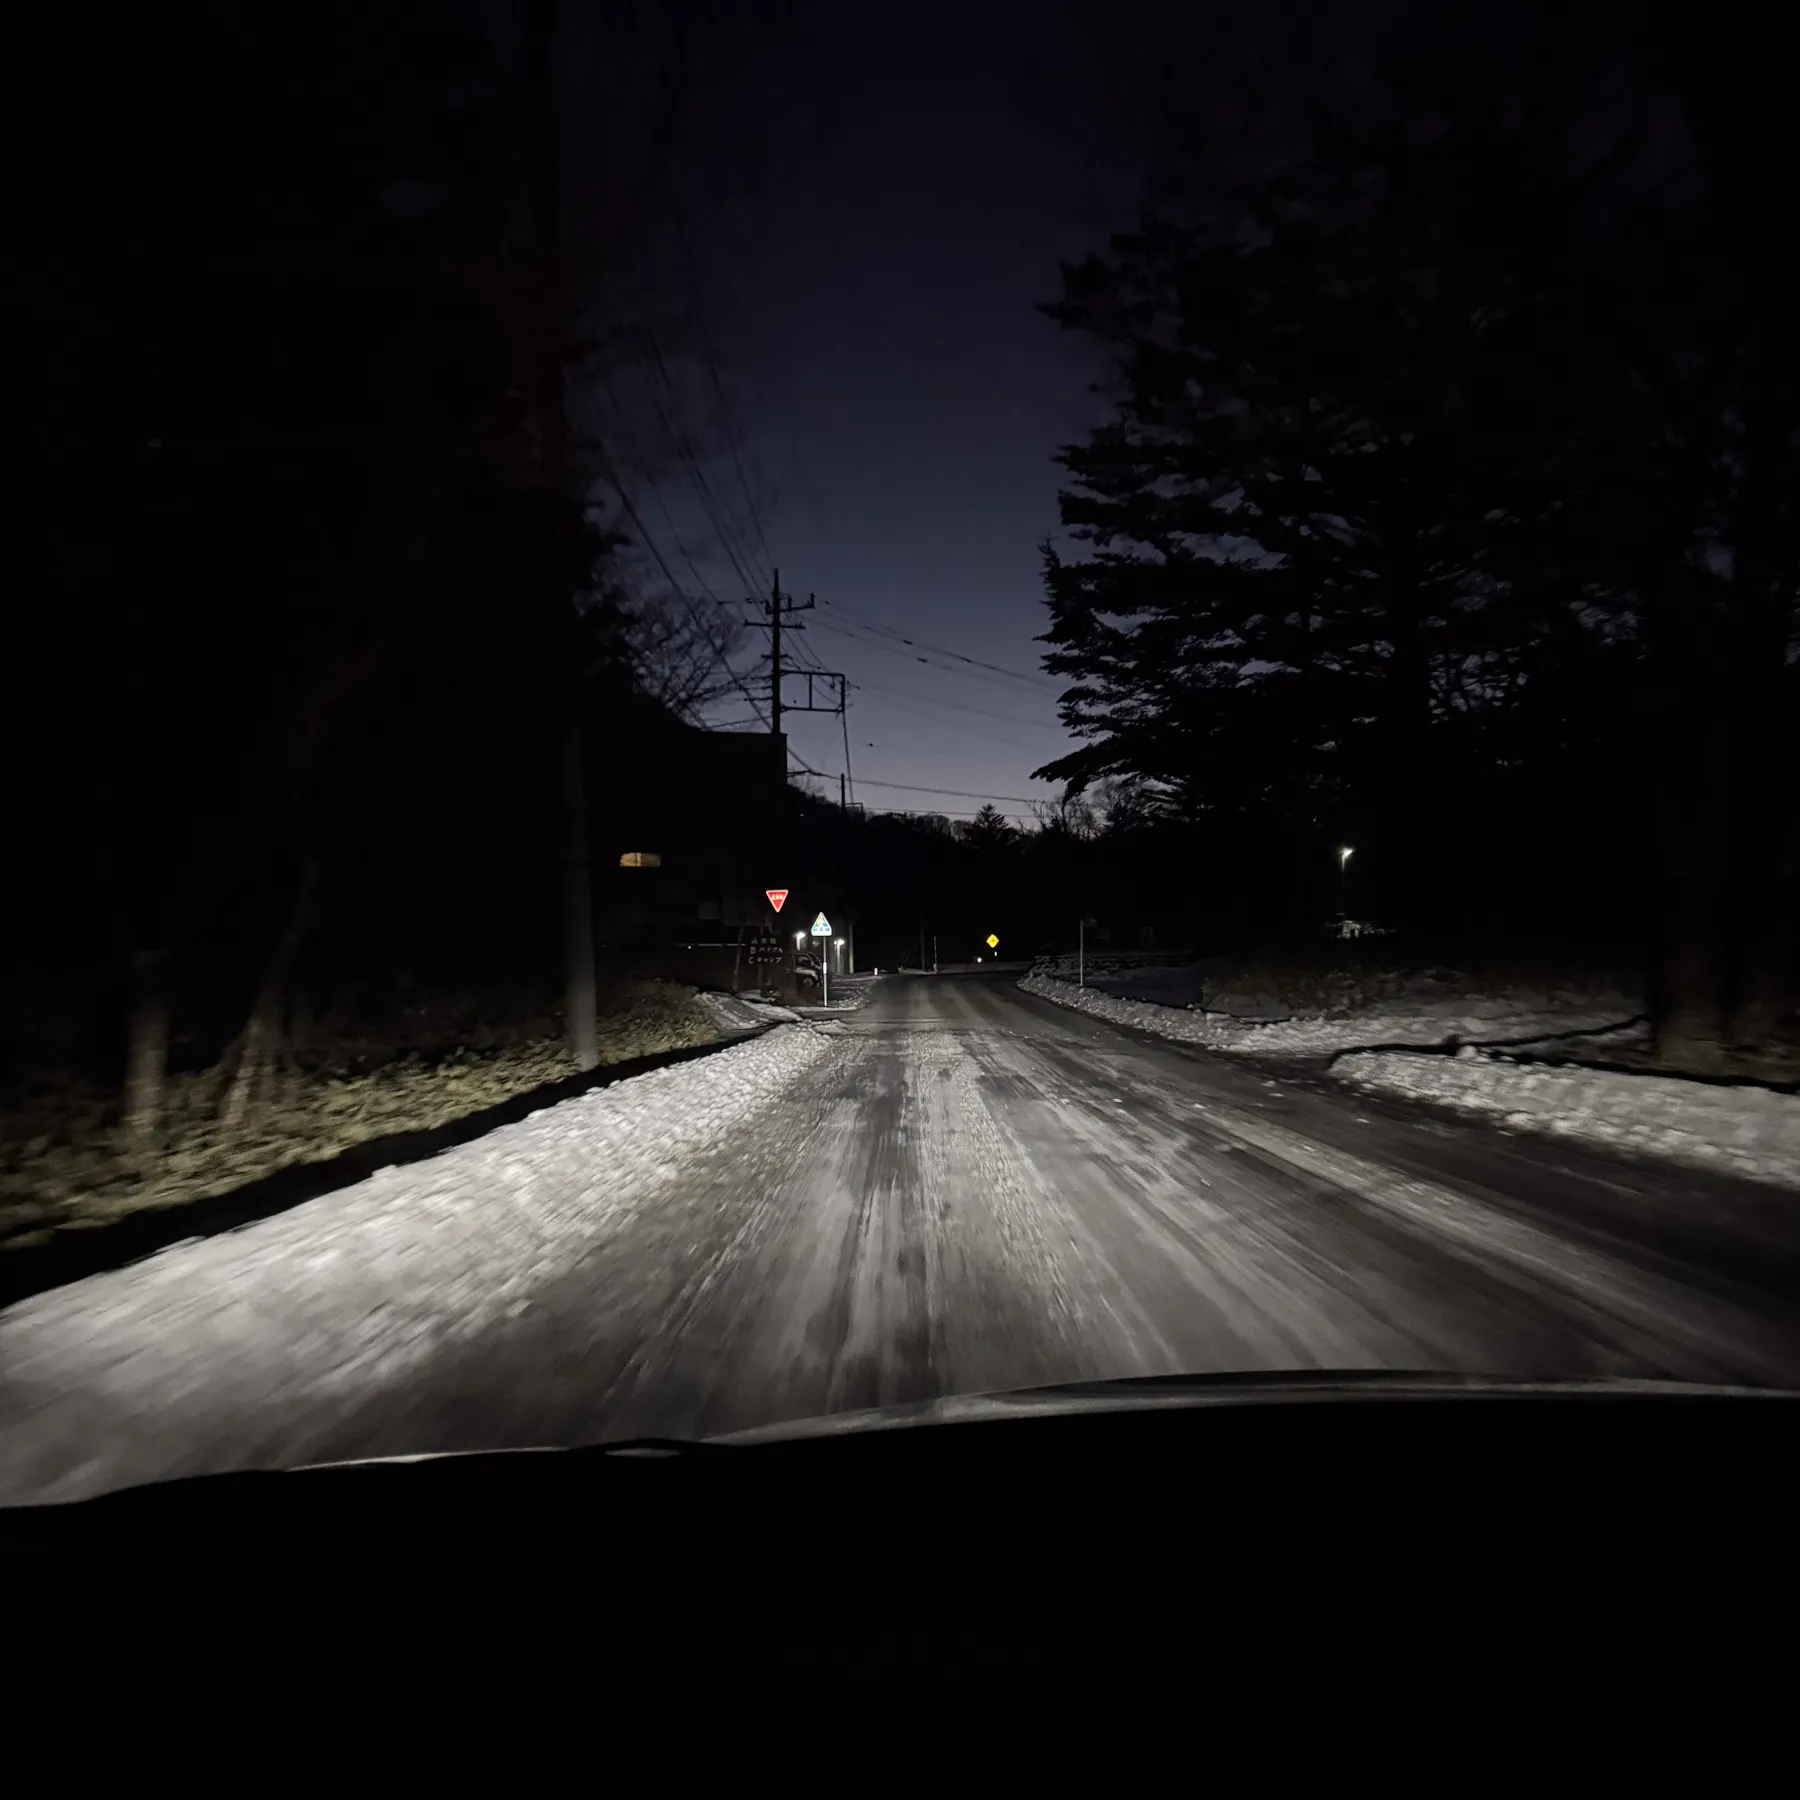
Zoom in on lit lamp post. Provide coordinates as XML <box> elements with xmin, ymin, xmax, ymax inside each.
<box><xmin>1338</xmin><ymin>845</ymin><xmax>1354</xmax><ymax>917</ymax></box>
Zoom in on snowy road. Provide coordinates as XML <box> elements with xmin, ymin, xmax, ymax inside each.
<box><xmin>5</xmin><ymin>971</ymin><xmax>1800</xmax><ymax>1502</ymax></box>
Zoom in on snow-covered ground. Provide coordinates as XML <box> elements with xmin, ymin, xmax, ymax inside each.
<box><xmin>696</xmin><ymin>991</ymin><xmax>803</xmax><ymax>1033</ymax></box>
<box><xmin>0</xmin><ymin>1022</ymin><xmax>835</xmax><ymax>1503</ymax></box>
<box><xmin>792</xmin><ymin>974</ymin><xmax>879</xmax><ymax>1017</ymax></box>
<box><xmin>1021</xmin><ymin>963</ymin><xmax>1800</xmax><ymax>1190</ymax></box>
<box><xmin>9</xmin><ymin>967</ymin><xmax>1800</xmax><ymax>1507</ymax></box>
<box><xmin>1020</xmin><ymin>966</ymin><xmax>1639</xmax><ymax>1058</ymax></box>
<box><xmin>698</xmin><ymin>976</ymin><xmax>878</xmax><ymax>1035</ymax></box>
<box><xmin>1081</xmin><ymin>962</ymin><xmax>1214</xmax><ymax>1010</ymax></box>
<box><xmin>1335</xmin><ymin>1049</ymin><xmax>1800</xmax><ymax>1189</ymax></box>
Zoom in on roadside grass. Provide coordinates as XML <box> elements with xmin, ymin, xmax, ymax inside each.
<box><xmin>0</xmin><ymin>980</ymin><xmax>717</xmax><ymax>1254</ymax></box>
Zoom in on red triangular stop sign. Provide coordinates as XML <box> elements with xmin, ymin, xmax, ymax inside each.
<box><xmin>766</xmin><ymin>889</ymin><xmax>789</xmax><ymax>913</ymax></box>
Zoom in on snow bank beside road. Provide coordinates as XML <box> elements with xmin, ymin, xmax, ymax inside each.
<box><xmin>1018</xmin><ymin>968</ymin><xmax>1636</xmax><ymax>1058</ymax></box>
<box><xmin>1337</xmin><ymin>1051</ymin><xmax>1800</xmax><ymax>1189</ymax></box>
<box><xmin>0</xmin><ymin>1022</ymin><xmax>834</xmax><ymax>1503</ymax></box>
<box><xmin>1020</xmin><ymin>965</ymin><xmax>1799</xmax><ymax>1189</ymax></box>
<box><xmin>1085</xmin><ymin>963</ymin><xmax>1213</xmax><ymax>1009</ymax></box>
<box><xmin>699</xmin><ymin>977</ymin><xmax>877</xmax><ymax>1034</ymax></box>
<box><xmin>793</xmin><ymin>975</ymin><xmax>879</xmax><ymax>1017</ymax></box>
<box><xmin>697</xmin><ymin>991</ymin><xmax>802</xmax><ymax>1033</ymax></box>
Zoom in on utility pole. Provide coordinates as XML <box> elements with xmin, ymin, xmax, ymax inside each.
<box><xmin>770</xmin><ymin>569</ymin><xmax>782</xmax><ymax>736</ymax></box>
<box><xmin>751</xmin><ymin>569</ymin><xmax>815</xmax><ymax>738</ymax></box>
<box><xmin>745</xmin><ymin>577</ymin><xmax>851</xmax><ymax>795</ymax></box>
<box><xmin>525</xmin><ymin>0</ymin><xmax>597</xmax><ymax>1070</ymax></box>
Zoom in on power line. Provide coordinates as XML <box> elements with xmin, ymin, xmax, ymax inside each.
<box><xmin>590</xmin><ymin>364</ymin><xmax>724</xmax><ymax>602</ymax></box>
<box><xmin>582</xmin><ymin>346</ymin><xmax>769</xmax><ymax>737</ymax></box>
<box><xmin>710</xmin><ymin>599</ymin><xmax>1045</xmax><ymax>737</ymax></box>
<box><xmin>605</xmin><ymin>479</ymin><xmax>769</xmax><ymax>730</ymax></box>
<box><xmin>662</xmin><ymin>365</ymin><xmax>768</xmax><ymax>600</ymax></box>
<box><xmin>852</xmin><ymin>701</ymin><xmax>1050</xmax><ymax>754</ymax></box>
<box><xmin>647</xmin><ymin>482</ymin><xmax>727</xmax><ymax>606</ymax></box>
<box><xmin>745</xmin><ymin>571</ymin><xmax>832</xmax><ymax>736</ymax></box>
<box><xmin>597</xmin><ymin>392</ymin><xmax>723</xmax><ymax>604</ymax></box>
<box><xmin>635</xmin><ymin>338</ymin><xmax>768</xmax><ymax>603</ymax></box>
<box><xmin>812</xmin><ymin>616</ymin><xmax>1062</xmax><ymax>698</ymax></box>
<box><xmin>698</xmin><ymin>338</ymin><xmax>776</xmax><ymax>586</ymax></box>
<box><xmin>597</xmin><ymin>324</ymin><xmax>765</xmax><ymax>611</ymax></box>
<box><xmin>786</xmin><ymin>622</ymin><xmax>831</xmax><ymax>675</ymax></box>
<box><xmin>848</xmin><ymin>677</ymin><xmax>1065</xmax><ymax>731</ymax></box>
<box><xmin>874</xmin><ymin>805</ymin><xmax>1039</xmax><ymax>823</ymax></box>
<box><xmin>854</xmin><ymin>777</ymin><xmax>1053</xmax><ymax>804</ymax></box>
<box><xmin>665</xmin><ymin>227</ymin><xmax>777</xmax><ymax>590</ymax></box>
<box><xmin>591</xmin><ymin>383</ymin><xmax>775</xmax><ymax>734</ymax></box>
<box><xmin>814</xmin><ymin>604</ymin><xmax>1059</xmax><ymax>689</ymax></box>
<box><xmin>788</xmin><ymin>632</ymin><xmax>863</xmax><ymax>806</ymax></box>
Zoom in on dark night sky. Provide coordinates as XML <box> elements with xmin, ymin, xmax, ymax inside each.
<box><xmin>675</xmin><ymin>1</ymin><xmax>1143</xmax><ymax>825</ymax></box>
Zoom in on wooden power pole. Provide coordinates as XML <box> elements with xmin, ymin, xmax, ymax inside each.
<box><xmin>525</xmin><ymin>0</ymin><xmax>598</xmax><ymax>1070</ymax></box>
<box><xmin>756</xmin><ymin>569</ymin><xmax>814</xmax><ymax>738</ymax></box>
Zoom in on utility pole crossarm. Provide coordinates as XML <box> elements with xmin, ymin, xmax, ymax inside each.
<box><xmin>746</xmin><ymin>575</ymin><xmax>842</xmax><ymax>733</ymax></box>
<box><xmin>744</xmin><ymin>571</ymin><xmax>818</xmax><ymax>737</ymax></box>
<box><xmin>783</xmin><ymin>670</ymin><xmax>847</xmax><ymax>715</ymax></box>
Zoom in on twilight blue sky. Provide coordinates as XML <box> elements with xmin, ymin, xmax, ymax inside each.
<box><xmin>679</xmin><ymin>1</ymin><xmax>1142</xmax><ymax>825</ymax></box>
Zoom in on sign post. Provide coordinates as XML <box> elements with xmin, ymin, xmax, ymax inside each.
<box><xmin>1079</xmin><ymin>914</ymin><xmax>1097</xmax><ymax>988</ymax></box>
<box><xmin>810</xmin><ymin>911</ymin><xmax>832</xmax><ymax>1006</ymax></box>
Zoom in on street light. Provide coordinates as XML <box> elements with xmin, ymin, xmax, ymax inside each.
<box><xmin>1338</xmin><ymin>845</ymin><xmax>1353</xmax><ymax>916</ymax></box>
<box><xmin>795</xmin><ymin>929</ymin><xmax>806</xmax><ymax>947</ymax></box>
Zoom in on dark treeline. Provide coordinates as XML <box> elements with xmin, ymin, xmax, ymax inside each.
<box><xmin>2</xmin><ymin>2</ymin><xmax>773</xmax><ymax>1160</ymax></box>
<box><xmin>791</xmin><ymin>790</ymin><xmax>1171</xmax><ymax>973</ymax></box>
<box><xmin>1009</xmin><ymin>0</ymin><xmax>1798</xmax><ymax>1057</ymax></box>
<box><xmin>8</xmin><ymin>0</ymin><xmax>1795</xmax><ymax>1183</ymax></box>
<box><xmin>795</xmin><ymin>1</ymin><xmax>1798</xmax><ymax>1053</ymax></box>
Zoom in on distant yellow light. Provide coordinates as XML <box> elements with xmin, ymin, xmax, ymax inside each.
<box><xmin>619</xmin><ymin>852</ymin><xmax>661</xmax><ymax>869</ymax></box>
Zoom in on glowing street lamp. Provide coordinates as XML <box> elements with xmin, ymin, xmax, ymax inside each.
<box><xmin>1338</xmin><ymin>845</ymin><xmax>1353</xmax><ymax>914</ymax></box>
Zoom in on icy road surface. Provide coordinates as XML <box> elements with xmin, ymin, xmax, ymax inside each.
<box><xmin>5</xmin><ymin>971</ymin><xmax>1800</xmax><ymax>1502</ymax></box>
